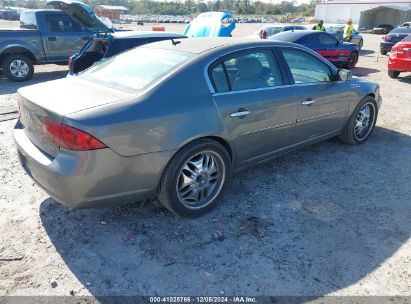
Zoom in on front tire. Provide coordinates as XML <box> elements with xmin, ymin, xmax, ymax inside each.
<box><xmin>158</xmin><ymin>139</ymin><xmax>231</xmax><ymax>217</ymax></box>
<box><xmin>338</xmin><ymin>96</ymin><xmax>378</xmax><ymax>145</ymax></box>
<box><xmin>388</xmin><ymin>70</ymin><xmax>400</xmax><ymax>79</ymax></box>
<box><xmin>2</xmin><ymin>54</ymin><xmax>34</xmax><ymax>82</ymax></box>
<box><xmin>345</xmin><ymin>52</ymin><xmax>358</xmax><ymax>69</ymax></box>
<box><xmin>381</xmin><ymin>50</ymin><xmax>388</xmax><ymax>55</ymax></box>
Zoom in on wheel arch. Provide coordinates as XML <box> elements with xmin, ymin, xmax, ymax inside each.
<box><xmin>0</xmin><ymin>46</ymin><xmax>36</xmax><ymax>66</ymax></box>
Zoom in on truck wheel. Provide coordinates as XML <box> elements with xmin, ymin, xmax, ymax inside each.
<box><xmin>2</xmin><ymin>54</ymin><xmax>34</xmax><ymax>82</ymax></box>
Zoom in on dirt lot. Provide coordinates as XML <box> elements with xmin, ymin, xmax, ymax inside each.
<box><xmin>0</xmin><ymin>22</ymin><xmax>410</xmax><ymax>301</ymax></box>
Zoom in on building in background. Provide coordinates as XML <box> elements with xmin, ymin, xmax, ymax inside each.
<box><xmin>315</xmin><ymin>0</ymin><xmax>411</xmax><ymax>24</ymax></box>
<box><xmin>359</xmin><ymin>6</ymin><xmax>411</xmax><ymax>29</ymax></box>
<box><xmin>94</xmin><ymin>5</ymin><xmax>128</xmax><ymax>22</ymax></box>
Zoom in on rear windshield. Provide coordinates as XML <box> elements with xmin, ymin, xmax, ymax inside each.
<box><xmin>78</xmin><ymin>48</ymin><xmax>195</xmax><ymax>93</ymax></box>
<box><xmin>390</xmin><ymin>27</ymin><xmax>411</xmax><ymax>34</ymax></box>
<box><xmin>20</xmin><ymin>12</ymin><xmax>37</xmax><ymax>29</ymax></box>
<box><xmin>403</xmin><ymin>35</ymin><xmax>411</xmax><ymax>42</ymax></box>
<box><xmin>104</xmin><ymin>38</ymin><xmax>146</xmax><ymax>58</ymax></box>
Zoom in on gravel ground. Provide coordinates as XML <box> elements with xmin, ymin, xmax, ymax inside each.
<box><xmin>0</xmin><ymin>26</ymin><xmax>410</xmax><ymax>300</ymax></box>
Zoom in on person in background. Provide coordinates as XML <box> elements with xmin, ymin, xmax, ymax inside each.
<box><xmin>344</xmin><ymin>19</ymin><xmax>354</xmax><ymax>41</ymax></box>
<box><xmin>259</xmin><ymin>29</ymin><xmax>268</xmax><ymax>39</ymax></box>
<box><xmin>312</xmin><ymin>20</ymin><xmax>325</xmax><ymax>31</ymax></box>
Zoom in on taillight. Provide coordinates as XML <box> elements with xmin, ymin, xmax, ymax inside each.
<box><xmin>43</xmin><ymin>119</ymin><xmax>107</xmax><ymax>151</ymax></box>
<box><xmin>382</xmin><ymin>36</ymin><xmax>391</xmax><ymax>41</ymax></box>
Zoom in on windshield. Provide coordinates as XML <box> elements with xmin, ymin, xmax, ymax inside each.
<box><xmin>79</xmin><ymin>48</ymin><xmax>195</xmax><ymax>92</ymax></box>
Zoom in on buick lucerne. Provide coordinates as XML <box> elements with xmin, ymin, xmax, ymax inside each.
<box><xmin>14</xmin><ymin>38</ymin><xmax>382</xmax><ymax>217</ymax></box>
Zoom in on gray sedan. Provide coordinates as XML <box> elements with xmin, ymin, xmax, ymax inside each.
<box><xmin>14</xmin><ymin>38</ymin><xmax>382</xmax><ymax>217</ymax></box>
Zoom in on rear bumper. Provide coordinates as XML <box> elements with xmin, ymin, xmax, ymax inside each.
<box><xmin>380</xmin><ymin>42</ymin><xmax>395</xmax><ymax>52</ymax></box>
<box><xmin>388</xmin><ymin>56</ymin><xmax>411</xmax><ymax>72</ymax></box>
<box><xmin>13</xmin><ymin>122</ymin><xmax>174</xmax><ymax>208</ymax></box>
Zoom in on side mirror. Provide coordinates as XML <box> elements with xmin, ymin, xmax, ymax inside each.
<box><xmin>337</xmin><ymin>69</ymin><xmax>352</xmax><ymax>81</ymax></box>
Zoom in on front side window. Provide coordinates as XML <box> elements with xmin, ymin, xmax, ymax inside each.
<box><xmin>300</xmin><ymin>34</ymin><xmax>320</xmax><ymax>45</ymax></box>
<box><xmin>318</xmin><ymin>33</ymin><xmax>338</xmax><ymax>46</ymax></box>
<box><xmin>210</xmin><ymin>50</ymin><xmax>283</xmax><ymax>93</ymax></box>
<box><xmin>45</xmin><ymin>14</ymin><xmax>80</xmax><ymax>32</ymax></box>
<box><xmin>280</xmin><ymin>48</ymin><xmax>332</xmax><ymax>84</ymax></box>
<box><xmin>79</xmin><ymin>48</ymin><xmax>195</xmax><ymax>92</ymax></box>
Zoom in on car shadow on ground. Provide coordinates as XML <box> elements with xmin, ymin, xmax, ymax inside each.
<box><xmin>398</xmin><ymin>74</ymin><xmax>411</xmax><ymax>84</ymax></box>
<box><xmin>359</xmin><ymin>49</ymin><xmax>375</xmax><ymax>57</ymax></box>
<box><xmin>352</xmin><ymin>67</ymin><xmax>380</xmax><ymax>77</ymax></box>
<box><xmin>40</xmin><ymin>126</ymin><xmax>411</xmax><ymax>299</ymax></box>
<box><xmin>0</xmin><ymin>69</ymin><xmax>67</xmax><ymax>96</ymax></box>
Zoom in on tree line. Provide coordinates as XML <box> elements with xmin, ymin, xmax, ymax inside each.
<box><xmin>1</xmin><ymin>0</ymin><xmax>315</xmax><ymax>16</ymax></box>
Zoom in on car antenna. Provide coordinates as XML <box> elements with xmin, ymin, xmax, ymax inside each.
<box><xmin>171</xmin><ymin>39</ymin><xmax>181</xmax><ymax>46</ymax></box>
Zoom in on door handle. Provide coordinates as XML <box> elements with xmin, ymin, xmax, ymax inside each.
<box><xmin>47</xmin><ymin>36</ymin><xmax>57</xmax><ymax>41</ymax></box>
<box><xmin>301</xmin><ymin>98</ymin><xmax>316</xmax><ymax>106</ymax></box>
<box><xmin>230</xmin><ymin>108</ymin><xmax>250</xmax><ymax>119</ymax></box>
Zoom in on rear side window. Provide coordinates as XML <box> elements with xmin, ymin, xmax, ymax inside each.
<box><xmin>211</xmin><ymin>63</ymin><xmax>229</xmax><ymax>93</ymax></box>
<box><xmin>210</xmin><ymin>50</ymin><xmax>283</xmax><ymax>93</ymax></box>
<box><xmin>44</xmin><ymin>14</ymin><xmax>80</xmax><ymax>32</ymax></box>
<box><xmin>280</xmin><ymin>48</ymin><xmax>332</xmax><ymax>84</ymax></box>
<box><xmin>20</xmin><ymin>12</ymin><xmax>37</xmax><ymax>29</ymax></box>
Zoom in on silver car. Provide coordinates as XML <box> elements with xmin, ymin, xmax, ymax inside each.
<box><xmin>325</xmin><ymin>24</ymin><xmax>364</xmax><ymax>49</ymax></box>
<box><xmin>14</xmin><ymin>38</ymin><xmax>381</xmax><ymax>217</ymax></box>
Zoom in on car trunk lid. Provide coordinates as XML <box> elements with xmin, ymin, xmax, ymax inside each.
<box><xmin>17</xmin><ymin>77</ymin><xmax>133</xmax><ymax>157</ymax></box>
<box><xmin>47</xmin><ymin>0</ymin><xmax>114</xmax><ymax>33</ymax></box>
<box><xmin>389</xmin><ymin>33</ymin><xmax>409</xmax><ymax>44</ymax></box>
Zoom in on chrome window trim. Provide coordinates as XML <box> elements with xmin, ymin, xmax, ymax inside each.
<box><xmin>203</xmin><ymin>44</ymin><xmax>339</xmax><ymax>95</ymax></box>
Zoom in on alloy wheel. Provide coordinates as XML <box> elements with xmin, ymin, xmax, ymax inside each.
<box><xmin>10</xmin><ymin>60</ymin><xmax>29</xmax><ymax>78</ymax></box>
<box><xmin>354</xmin><ymin>102</ymin><xmax>376</xmax><ymax>141</ymax></box>
<box><xmin>176</xmin><ymin>151</ymin><xmax>225</xmax><ymax>210</ymax></box>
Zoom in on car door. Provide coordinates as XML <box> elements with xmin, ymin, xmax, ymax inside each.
<box><xmin>209</xmin><ymin>49</ymin><xmax>298</xmax><ymax>166</ymax></box>
<box><xmin>42</xmin><ymin>13</ymin><xmax>91</xmax><ymax>62</ymax></box>
<box><xmin>298</xmin><ymin>33</ymin><xmax>322</xmax><ymax>53</ymax></box>
<box><xmin>317</xmin><ymin>32</ymin><xmax>349</xmax><ymax>63</ymax></box>
<box><xmin>278</xmin><ymin>47</ymin><xmax>354</xmax><ymax>145</ymax></box>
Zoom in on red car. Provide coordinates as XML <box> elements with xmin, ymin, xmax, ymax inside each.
<box><xmin>388</xmin><ymin>35</ymin><xmax>411</xmax><ymax>78</ymax></box>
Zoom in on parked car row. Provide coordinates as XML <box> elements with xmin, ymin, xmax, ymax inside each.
<box><xmin>121</xmin><ymin>14</ymin><xmax>191</xmax><ymax>24</ymax></box>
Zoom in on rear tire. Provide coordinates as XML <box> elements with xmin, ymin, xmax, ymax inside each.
<box><xmin>158</xmin><ymin>139</ymin><xmax>231</xmax><ymax>217</ymax></box>
<box><xmin>388</xmin><ymin>70</ymin><xmax>400</xmax><ymax>79</ymax></box>
<box><xmin>2</xmin><ymin>54</ymin><xmax>34</xmax><ymax>82</ymax></box>
<box><xmin>345</xmin><ymin>52</ymin><xmax>358</xmax><ymax>69</ymax></box>
<box><xmin>338</xmin><ymin>96</ymin><xmax>378</xmax><ymax>145</ymax></box>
